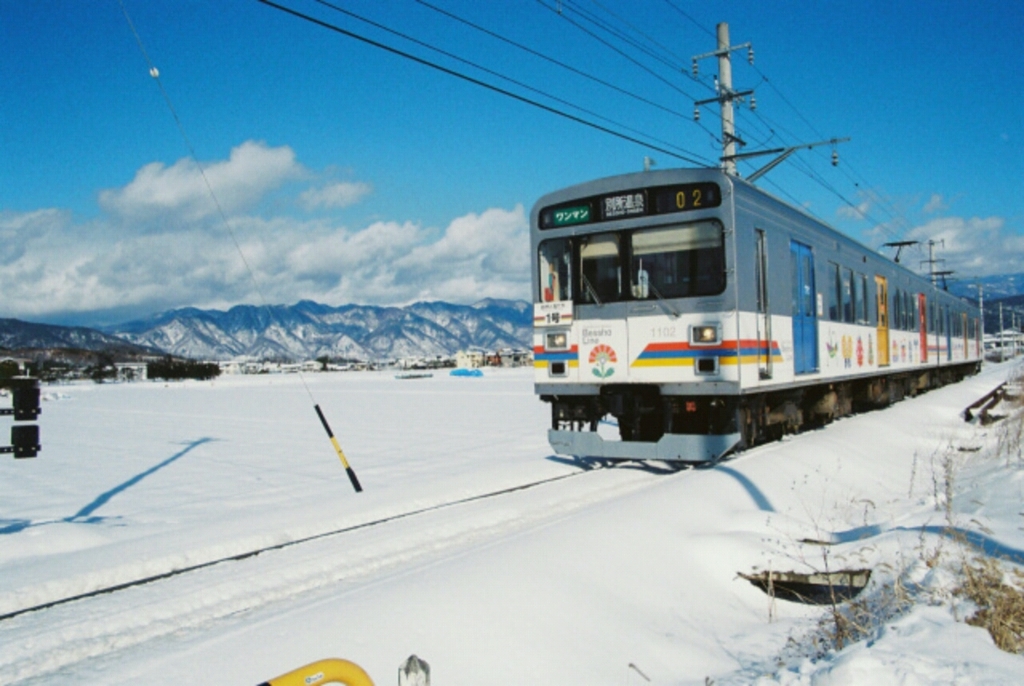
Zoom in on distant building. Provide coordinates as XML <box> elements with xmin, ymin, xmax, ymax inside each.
<box><xmin>456</xmin><ymin>349</ymin><xmax>485</xmax><ymax>368</ymax></box>
<box><xmin>115</xmin><ymin>362</ymin><xmax>148</xmax><ymax>382</ymax></box>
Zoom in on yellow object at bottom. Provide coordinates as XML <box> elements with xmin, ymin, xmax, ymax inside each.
<box><xmin>261</xmin><ymin>658</ymin><xmax>374</xmax><ymax>686</ymax></box>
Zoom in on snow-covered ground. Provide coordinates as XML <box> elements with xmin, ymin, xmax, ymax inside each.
<box><xmin>1</xmin><ymin>364</ymin><xmax>1022</xmax><ymax>685</ymax></box>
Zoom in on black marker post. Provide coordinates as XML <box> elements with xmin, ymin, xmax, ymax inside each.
<box><xmin>314</xmin><ymin>404</ymin><xmax>363</xmax><ymax>493</ymax></box>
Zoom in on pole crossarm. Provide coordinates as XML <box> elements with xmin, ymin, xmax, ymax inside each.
<box><xmin>695</xmin><ymin>89</ymin><xmax>754</xmax><ymax>107</ymax></box>
<box><xmin>729</xmin><ymin>137</ymin><xmax>851</xmax><ymax>182</ymax></box>
<box><xmin>691</xmin><ymin>42</ymin><xmax>752</xmax><ymax>63</ymax></box>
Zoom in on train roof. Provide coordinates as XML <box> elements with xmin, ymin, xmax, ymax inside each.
<box><xmin>532</xmin><ymin>166</ymin><xmax>974</xmax><ymax>308</ymax></box>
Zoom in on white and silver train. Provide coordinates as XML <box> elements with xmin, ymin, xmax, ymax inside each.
<box><xmin>531</xmin><ymin>168</ymin><xmax>982</xmax><ymax>462</ymax></box>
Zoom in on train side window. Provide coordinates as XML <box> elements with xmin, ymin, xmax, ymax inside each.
<box><xmin>827</xmin><ymin>262</ymin><xmax>840</xmax><ymax>321</ymax></box>
<box><xmin>856</xmin><ymin>273</ymin><xmax>868</xmax><ymax>324</ymax></box>
<box><xmin>538</xmin><ymin>238</ymin><xmax>573</xmax><ymax>303</ymax></box>
<box><xmin>842</xmin><ymin>267</ymin><xmax>854</xmax><ymax>323</ymax></box>
<box><xmin>580</xmin><ymin>234</ymin><xmax>622</xmax><ymax>304</ymax></box>
<box><xmin>755</xmin><ymin>229</ymin><xmax>768</xmax><ymax>314</ymax></box>
<box><xmin>630</xmin><ymin>220</ymin><xmax>725</xmax><ymax>299</ymax></box>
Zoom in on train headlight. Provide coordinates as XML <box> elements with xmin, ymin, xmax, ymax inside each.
<box><xmin>690</xmin><ymin>325</ymin><xmax>720</xmax><ymax>346</ymax></box>
<box><xmin>545</xmin><ymin>331</ymin><xmax>569</xmax><ymax>350</ymax></box>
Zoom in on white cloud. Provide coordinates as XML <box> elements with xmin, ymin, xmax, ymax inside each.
<box><xmin>0</xmin><ymin>141</ymin><xmax>537</xmax><ymax>324</ymax></box>
<box><xmin>299</xmin><ymin>181</ymin><xmax>372</xmax><ymax>210</ymax></box>
<box><xmin>903</xmin><ymin>216</ymin><xmax>1020</xmax><ymax>277</ymax></box>
<box><xmin>837</xmin><ymin>199</ymin><xmax>871</xmax><ymax>220</ymax></box>
<box><xmin>98</xmin><ymin>140</ymin><xmax>303</xmax><ymax>224</ymax></box>
<box><xmin>922</xmin><ymin>193</ymin><xmax>948</xmax><ymax>214</ymax></box>
<box><xmin>0</xmin><ymin>146</ymin><xmax>530</xmax><ymax>324</ymax></box>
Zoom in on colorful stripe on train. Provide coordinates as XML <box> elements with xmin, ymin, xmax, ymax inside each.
<box><xmin>632</xmin><ymin>340</ymin><xmax>783</xmax><ymax>367</ymax></box>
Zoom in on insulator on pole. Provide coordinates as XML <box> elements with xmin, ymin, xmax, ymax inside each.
<box><xmin>748</xmin><ymin>47</ymin><xmax>754</xmax><ymax>65</ymax></box>
<box><xmin>831</xmin><ymin>149</ymin><xmax>839</xmax><ymax>166</ymax></box>
<box><xmin>692</xmin><ymin>59</ymin><xmax>698</xmax><ymax>77</ymax></box>
<box><xmin>694</xmin><ymin>105</ymin><xmax>700</xmax><ymax>122</ymax></box>
<box><xmin>750</xmin><ymin>94</ymin><xmax>757</xmax><ymax>111</ymax></box>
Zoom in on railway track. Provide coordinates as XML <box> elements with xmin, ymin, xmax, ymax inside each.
<box><xmin>0</xmin><ymin>471</ymin><xmax>590</xmax><ymax>624</ymax></box>
<box><xmin>0</xmin><ymin>460</ymin><xmax>669</xmax><ymax>683</ymax></box>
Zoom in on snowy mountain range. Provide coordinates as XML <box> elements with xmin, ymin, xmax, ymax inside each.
<box><xmin>946</xmin><ymin>272</ymin><xmax>1024</xmax><ymax>301</ymax></box>
<box><xmin>101</xmin><ymin>299</ymin><xmax>532</xmax><ymax>361</ymax></box>
<box><xmin>0</xmin><ymin>318</ymin><xmax>156</xmax><ymax>356</ymax></box>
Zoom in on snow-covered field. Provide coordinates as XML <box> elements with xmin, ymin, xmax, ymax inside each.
<box><xmin>2</xmin><ymin>364</ymin><xmax>1022</xmax><ymax>685</ymax></box>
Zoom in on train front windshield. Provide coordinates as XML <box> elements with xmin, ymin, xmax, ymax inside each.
<box><xmin>537</xmin><ymin>219</ymin><xmax>726</xmax><ymax>304</ymax></box>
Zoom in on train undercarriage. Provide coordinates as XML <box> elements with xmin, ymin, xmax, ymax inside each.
<box><xmin>542</xmin><ymin>361</ymin><xmax>981</xmax><ymax>463</ymax></box>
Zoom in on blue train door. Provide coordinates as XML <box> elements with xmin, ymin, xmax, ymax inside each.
<box><xmin>790</xmin><ymin>240</ymin><xmax>818</xmax><ymax>374</ymax></box>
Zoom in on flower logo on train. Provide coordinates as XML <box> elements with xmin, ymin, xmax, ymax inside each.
<box><xmin>589</xmin><ymin>344</ymin><xmax>617</xmax><ymax>379</ymax></box>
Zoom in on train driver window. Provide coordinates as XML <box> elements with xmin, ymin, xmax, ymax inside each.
<box><xmin>580</xmin><ymin>234</ymin><xmax>622</xmax><ymax>304</ymax></box>
<box><xmin>538</xmin><ymin>238</ymin><xmax>572</xmax><ymax>302</ymax></box>
<box><xmin>630</xmin><ymin>220</ymin><xmax>725</xmax><ymax>299</ymax></box>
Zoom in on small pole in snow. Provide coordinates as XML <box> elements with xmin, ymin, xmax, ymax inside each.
<box><xmin>314</xmin><ymin>404</ymin><xmax>363</xmax><ymax>493</ymax></box>
<box><xmin>628</xmin><ymin>663</ymin><xmax>651</xmax><ymax>682</ymax></box>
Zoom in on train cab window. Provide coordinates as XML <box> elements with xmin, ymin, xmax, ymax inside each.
<box><xmin>630</xmin><ymin>220</ymin><xmax>725</xmax><ymax>299</ymax></box>
<box><xmin>580</xmin><ymin>234</ymin><xmax>622</xmax><ymax>304</ymax></box>
<box><xmin>538</xmin><ymin>238</ymin><xmax>573</xmax><ymax>303</ymax></box>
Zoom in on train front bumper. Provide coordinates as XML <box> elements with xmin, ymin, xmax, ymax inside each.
<box><xmin>548</xmin><ymin>429</ymin><xmax>741</xmax><ymax>462</ymax></box>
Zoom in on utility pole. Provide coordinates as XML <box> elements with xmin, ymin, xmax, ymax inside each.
<box><xmin>692</xmin><ymin>23</ymin><xmax>751</xmax><ymax>176</ymax></box>
<box><xmin>978</xmin><ymin>283</ymin><xmax>984</xmax><ymax>337</ymax></box>
<box><xmin>1000</xmin><ymin>302</ymin><xmax>1005</xmax><ymax>362</ymax></box>
<box><xmin>691</xmin><ymin>24</ymin><xmax>848</xmax><ymax>179</ymax></box>
<box><xmin>715</xmin><ymin>23</ymin><xmax>739</xmax><ymax>176</ymax></box>
<box><xmin>921</xmin><ymin>239</ymin><xmax>945</xmax><ymax>286</ymax></box>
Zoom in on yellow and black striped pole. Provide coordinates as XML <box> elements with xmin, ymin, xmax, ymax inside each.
<box><xmin>314</xmin><ymin>404</ymin><xmax>362</xmax><ymax>493</ymax></box>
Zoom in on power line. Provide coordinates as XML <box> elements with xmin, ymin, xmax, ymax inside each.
<box><xmin>256</xmin><ymin>0</ymin><xmax>713</xmax><ymax>166</ymax></box>
<box><xmin>412</xmin><ymin>0</ymin><xmax>693</xmax><ymax>124</ymax></box>
<box><xmin>558</xmin><ymin>0</ymin><xmax>686</xmax><ymax>76</ymax></box>
<box><xmin>587</xmin><ymin>0</ymin><xmax>690</xmax><ymax>67</ymax></box>
<box><xmin>308</xmin><ymin>0</ymin><xmax>701</xmax><ymax>160</ymax></box>
<box><xmin>533</xmin><ymin>0</ymin><xmax>723</xmax><ymax>145</ymax></box>
<box><xmin>533</xmin><ymin>0</ymin><xmax>699</xmax><ymax>101</ymax></box>
<box><xmin>659</xmin><ymin>0</ymin><xmax>716</xmax><ymax>40</ymax></box>
<box><xmin>118</xmin><ymin>0</ymin><xmax>364</xmax><ymax>493</ymax></box>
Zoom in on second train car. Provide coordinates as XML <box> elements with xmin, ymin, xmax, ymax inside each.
<box><xmin>532</xmin><ymin>167</ymin><xmax>981</xmax><ymax>462</ymax></box>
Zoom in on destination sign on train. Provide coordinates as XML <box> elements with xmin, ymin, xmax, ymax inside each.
<box><xmin>539</xmin><ymin>182</ymin><xmax>721</xmax><ymax>229</ymax></box>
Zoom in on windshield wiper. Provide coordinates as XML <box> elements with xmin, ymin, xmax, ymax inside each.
<box><xmin>581</xmin><ymin>272</ymin><xmax>603</xmax><ymax>306</ymax></box>
<box><xmin>647</xmin><ymin>280</ymin><xmax>680</xmax><ymax>318</ymax></box>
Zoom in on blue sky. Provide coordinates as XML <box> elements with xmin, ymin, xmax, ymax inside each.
<box><xmin>1</xmin><ymin>0</ymin><xmax>1022</xmax><ymax>325</ymax></box>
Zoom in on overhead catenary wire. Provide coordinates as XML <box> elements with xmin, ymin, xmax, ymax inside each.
<box><xmin>533</xmin><ymin>0</ymin><xmax>700</xmax><ymax>102</ymax></box>
<box><xmin>559</xmin><ymin>0</ymin><xmax>688</xmax><ymax>76</ymax></box>
<box><xmin>116</xmin><ymin>0</ymin><xmax>363</xmax><ymax>493</ymax></box>
<box><xmin>256</xmin><ymin>0</ymin><xmax>713</xmax><ymax>166</ymax></box>
<box><xmin>310</xmin><ymin>0</ymin><xmax>706</xmax><ymax>162</ymax></box>
<box><xmin>532</xmin><ymin>0</ymin><xmax>724</xmax><ymax>145</ymax></box>
<box><xmin>734</xmin><ymin>46</ymin><xmax>925</xmax><ymax>252</ymax></box>
<box><xmin>412</xmin><ymin>0</ymin><xmax>695</xmax><ymax>124</ymax></box>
